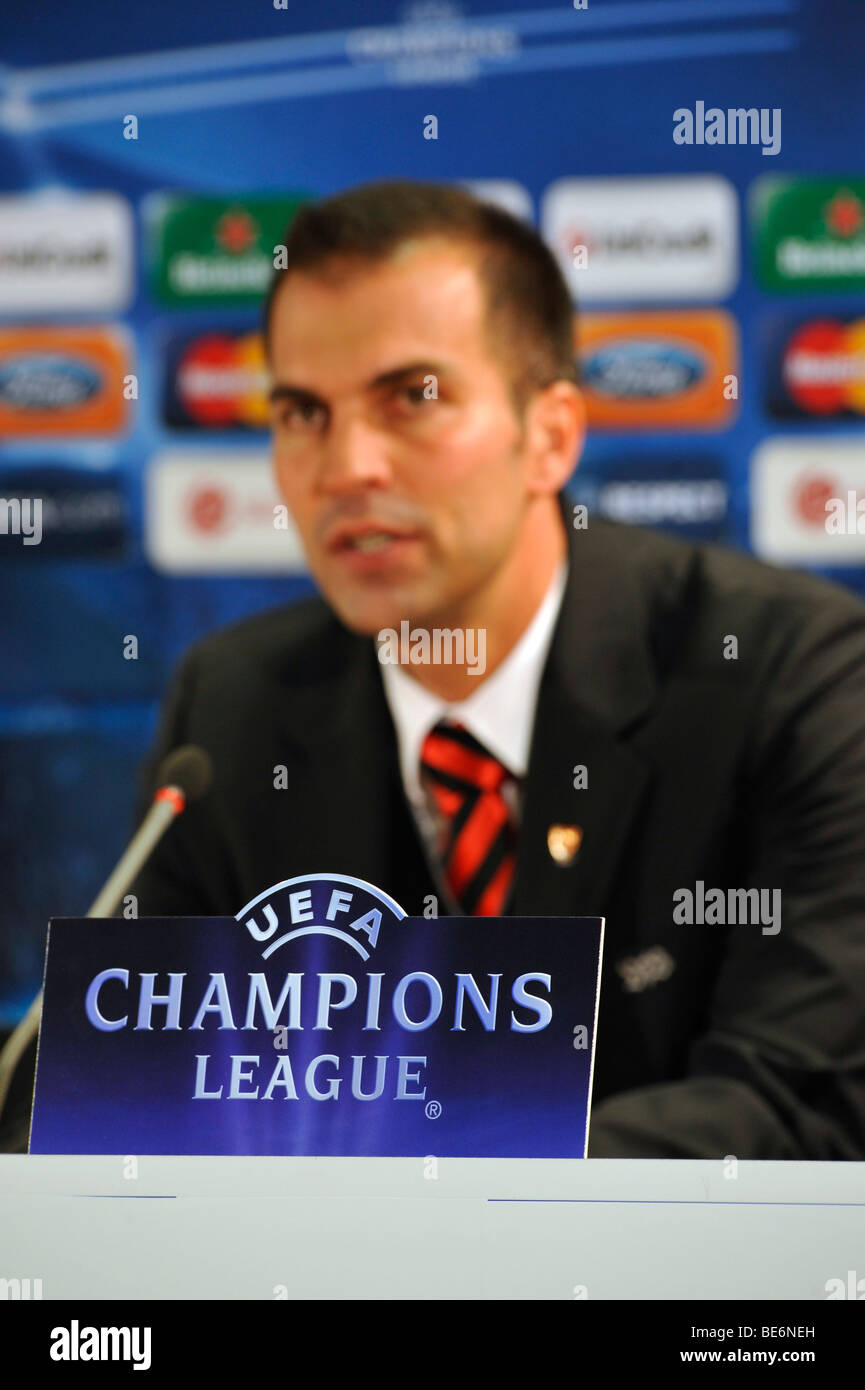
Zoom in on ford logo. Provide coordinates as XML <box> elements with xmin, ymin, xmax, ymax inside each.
<box><xmin>583</xmin><ymin>339</ymin><xmax>705</xmax><ymax>399</ymax></box>
<box><xmin>0</xmin><ymin>355</ymin><xmax>101</xmax><ymax>410</ymax></box>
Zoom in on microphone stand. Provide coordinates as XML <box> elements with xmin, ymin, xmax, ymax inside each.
<box><xmin>0</xmin><ymin>777</ymin><xmax>200</xmax><ymax>1130</ymax></box>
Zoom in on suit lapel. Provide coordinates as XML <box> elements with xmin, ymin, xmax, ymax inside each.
<box><xmin>511</xmin><ymin>505</ymin><xmax>658</xmax><ymax>917</ymax></box>
<box><xmin>511</xmin><ymin>682</ymin><xmax>653</xmax><ymax>916</ymax></box>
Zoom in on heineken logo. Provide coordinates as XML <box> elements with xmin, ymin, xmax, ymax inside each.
<box><xmin>149</xmin><ymin>193</ymin><xmax>307</xmax><ymax>304</ymax></box>
<box><xmin>824</xmin><ymin>190</ymin><xmax>864</xmax><ymax>239</ymax></box>
<box><xmin>753</xmin><ymin>178</ymin><xmax>865</xmax><ymax>291</ymax></box>
<box><xmin>214</xmin><ymin>207</ymin><xmax>259</xmax><ymax>255</ymax></box>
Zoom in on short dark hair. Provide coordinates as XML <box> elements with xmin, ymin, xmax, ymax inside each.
<box><xmin>262</xmin><ymin>179</ymin><xmax>578</xmax><ymax>415</ymax></box>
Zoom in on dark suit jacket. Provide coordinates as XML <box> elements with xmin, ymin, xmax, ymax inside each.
<box><xmin>131</xmin><ymin>510</ymin><xmax>865</xmax><ymax>1159</ymax></box>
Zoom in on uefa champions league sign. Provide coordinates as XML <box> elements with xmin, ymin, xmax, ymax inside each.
<box><xmin>30</xmin><ymin>873</ymin><xmax>604</xmax><ymax>1157</ymax></box>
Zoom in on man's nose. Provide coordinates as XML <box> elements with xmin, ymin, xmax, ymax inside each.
<box><xmin>315</xmin><ymin>413</ymin><xmax>392</xmax><ymax>492</ymax></box>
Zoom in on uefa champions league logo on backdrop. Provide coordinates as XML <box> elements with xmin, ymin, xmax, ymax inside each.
<box><xmin>236</xmin><ymin>874</ymin><xmax>408</xmax><ymax>962</ymax></box>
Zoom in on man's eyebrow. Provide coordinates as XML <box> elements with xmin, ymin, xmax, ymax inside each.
<box><xmin>368</xmin><ymin>360</ymin><xmax>450</xmax><ymax>389</ymax></box>
<box><xmin>268</xmin><ymin>383</ymin><xmax>324</xmax><ymax>406</ymax></box>
<box><xmin>268</xmin><ymin>361</ymin><xmax>450</xmax><ymax>405</ymax></box>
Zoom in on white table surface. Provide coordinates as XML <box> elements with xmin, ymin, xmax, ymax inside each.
<box><xmin>1</xmin><ymin>1156</ymin><xmax>862</xmax><ymax>1300</ymax></box>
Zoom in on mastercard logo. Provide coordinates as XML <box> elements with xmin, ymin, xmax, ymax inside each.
<box><xmin>173</xmin><ymin>332</ymin><xmax>269</xmax><ymax>428</ymax></box>
<box><xmin>782</xmin><ymin>319</ymin><xmax>865</xmax><ymax>415</ymax></box>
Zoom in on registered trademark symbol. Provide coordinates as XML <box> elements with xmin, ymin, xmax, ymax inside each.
<box><xmin>425</xmin><ymin>1100</ymin><xmax>442</xmax><ymax>1119</ymax></box>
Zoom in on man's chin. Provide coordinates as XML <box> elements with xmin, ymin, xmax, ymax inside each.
<box><xmin>316</xmin><ymin>567</ymin><xmax>456</xmax><ymax>637</ymax></box>
<box><xmin>336</xmin><ymin>608</ymin><xmax>417</xmax><ymax>638</ymax></box>
<box><xmin>321</xmin><ymin>588</ymin><xmax>422</xmax><ymax>638</ymax></box>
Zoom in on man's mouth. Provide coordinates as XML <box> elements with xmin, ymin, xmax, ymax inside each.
<box><xmin>327</xmin><ymin>523</ymin><xmax>423</xmax><ymax>556</ymax></box>
<box><xmin>347</xmin><ymin>531</ymin><xmax>399</xmax><ymax>553</ymax></box>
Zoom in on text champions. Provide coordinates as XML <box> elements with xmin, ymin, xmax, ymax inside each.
<box><xmin>82</xmin><ymin>967</ymin><xmax>553</xmax><ymax>1102</ymax></box>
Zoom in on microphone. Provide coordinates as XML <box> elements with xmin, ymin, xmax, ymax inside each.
<box><xmin>0</xmin><ymin>745</ymin><xmax>213</xmax><ymax>1125</ymax></box>
<box><xmin>88</xmin><ymin>745</ymin><xmax>213</xmax><ymax>917</ymax></box>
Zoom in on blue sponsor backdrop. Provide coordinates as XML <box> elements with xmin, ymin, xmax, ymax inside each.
<box><xmin>1</xmin><ymin>0</ymin><xmax>864</xmax><ymax>1023</ymax></box>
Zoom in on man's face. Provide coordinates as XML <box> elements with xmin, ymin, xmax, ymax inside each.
<box><xmin>268</xmin><ymin>237</ymin><xmax>552</xmax><ymax>634</ymax></box>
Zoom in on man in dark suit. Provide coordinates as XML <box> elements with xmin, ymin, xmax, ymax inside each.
<box><xmin>132</xmin><ymin>181</ymin><xmax>865</xmax><ymax>1159</ymax></box>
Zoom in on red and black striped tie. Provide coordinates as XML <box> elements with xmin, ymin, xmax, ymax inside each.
<box><xmin>420</xmin><ymin>720</ymin><xmax>517</xmax><ymax>916</ymax></box>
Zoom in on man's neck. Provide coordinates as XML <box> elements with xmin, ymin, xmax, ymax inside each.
<box><xmin>399</xmin><ymin>500</ymin><xmax>567</xmax><ymax>702</ymax></box>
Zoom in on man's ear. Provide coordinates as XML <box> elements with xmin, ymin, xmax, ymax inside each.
<box><xmin>523</xmin><ymin>381</ymin><xmax>586</xmax><ymax>496</ymax></box>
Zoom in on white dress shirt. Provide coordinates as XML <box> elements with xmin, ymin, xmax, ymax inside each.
<box><xmin>379</xmin><ymin>561</ymin><xmax>568</xmax><ymax>864</ymax></box>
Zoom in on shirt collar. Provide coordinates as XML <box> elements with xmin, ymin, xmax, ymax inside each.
<box><xmin>379</xmin><ymin>560</ymin><xmax>568</xmax><ymax>806</ymax></box>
